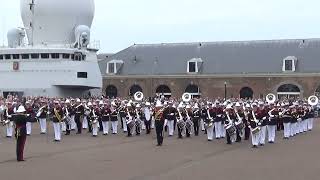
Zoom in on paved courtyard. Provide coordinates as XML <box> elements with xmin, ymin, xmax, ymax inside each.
<box><xmin>0</xmin><ymin>121</ymin><xmax>319</xmax><ymax>180</ymax></box>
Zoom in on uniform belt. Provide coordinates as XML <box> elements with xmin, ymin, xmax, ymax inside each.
<box><xmin>111</xmin><ymin>115</ymin><xmax>117</xmax><ymax>117</ymax></box>
<box><xmin>76</xmin><ymin>112</ymin><xmax>81</xmax><ymax>113</ymax></box>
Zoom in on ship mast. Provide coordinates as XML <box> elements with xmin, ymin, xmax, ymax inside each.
<box><xmin>29</xmin><ymin>0</ymin><xmax>35</xmax><ymax>46</ymax></box>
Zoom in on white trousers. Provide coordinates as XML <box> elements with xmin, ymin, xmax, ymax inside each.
<box><xmin>259</xmin><ymin>126</ymin><xmax>267</xmax><ymax>145</ymax></box>
<box><xmin>214</xmin><ymin>121</ymin><xmax>222</xmax><ymax>138</ymax></box>
<box><xmin>92</xmin><ymin>123</ymin><xmax>99</xmax><ymax>136</ymax></box>
<box><xmin>251</xmin><ymin>131</ymin><xmax>259</xmax><ymax>146</ymax></box>
<box><xmin>39</xmin><ymin>118</ymin><xmax>47</xmax><ymax>133</ymax></box>
<box><xmin>71</xmin><ymin>115</ymin><xmax>76</xmax><ymax>130</ymax></box>
<box><xmin>207</xmin><ymin>125</ymin><xmax>214</xmax><ymax>140</ymax></box>
<box><xmin>167</xmin><ymin>120</ymin><xmax>175</xmax><ymax>136</ymax></box>
<box><xmin>290</xmin><ymin>122</ymin><xmax>297</xmax><ymax>136</ymax></box>
<box><xmin>200</xmin><ymin>119</ymin><xmax>205</xmax><ymax>131</ymax></box>
<box><xmin>141</xmin><ymin>121</ymin><xmax>146</xmax><ymax>130</ymax></box>
<box><xmin>221</xmin><ymin>124</ymin><xmax>226</xmax><ymax>138</ymax></box>
<box><xmin>111</xmin><ymin>121</ymin><xmax>118</xmax><ymax>134</ymax></box>
<box><xmin>283</xmin><ymin>123</ymin><xmax>291</xmax><ymax>138</ymax></box>
<box><xmin>53</xmin><ymin>122</ymin><xmax>61</xmax><ymax>141</ymax></box>
<box><xmin>6</xmin><ymin>121</ymin><xmax>13</xmax><ymax>137</ymax></box>
<box><xmin>122</xmin><ymin>117</ymin><xmax>128</xmax><ymax>132</ymax></box>
<box><xmin>151</xmin><ymin>116</ymin><xmax>155</xmax><ymax>129</ymax></box>
<box><xmin>267</xmin><ymin>125</ymin><xmax>276</xmax><ymax>142</ymax></box>
<box><xmin>26</xmin><ymin>122</ymin><xmax>32</xmax><ymax>135</ymax></box>
<box><xmin>302</xmin><ymin>120</ymin><xmax>308</xmax><ymax>132</ymax></box>
<box><xmin>307</xmin><ymin>118</ymin><xmax>313</xmax><ymax>130</ymax></box>
<box><xmin>102</xmin><ymin>121</ymin><xmax>109</xmax><ymax>135</ymax></box>
<box><xmin>61</xmin><ymin>122</ymin><xmax>66</xmax><ymax>132</ymax></box>
<box><xmin>82</xmin><ymin>117</ymin><xmax>88</xmax><ymax>129</ymax></box>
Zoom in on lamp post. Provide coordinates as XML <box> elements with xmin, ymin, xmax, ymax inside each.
<box><xmin>224</xmin><ymin>81</ymin><xmax>227</xmax><ymax>100</ymax></box>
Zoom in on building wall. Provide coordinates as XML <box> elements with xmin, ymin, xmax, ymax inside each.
<box><xmin>102</xmin><ymin>76</ymin><xmax>320</xmax><ymax>98</ymax></box>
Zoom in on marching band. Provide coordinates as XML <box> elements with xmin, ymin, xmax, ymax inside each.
<box><xmin>0</xmin><ymin>93</ymin><xmax>318</xmax><ymax>149</ymax></box>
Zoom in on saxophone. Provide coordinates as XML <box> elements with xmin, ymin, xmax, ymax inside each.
<box><xmin>54</xmin><ymin>108</ymin><xmax>63</xmax><ymax>122</ymax></box>
<box><xmin>205</xmin><ymin>108</ymin><xmax>214</xmax><ymax>128</ymax></box>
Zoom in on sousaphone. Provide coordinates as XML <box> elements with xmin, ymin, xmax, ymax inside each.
<box><xmin>308</xmin><ymin>95</ymin><xmax>319</xmax><ymax>106</ymax></box>
<box><xmin>266</xmin><ymin>93</ymin><xmax>276</xmax><ymax>104</ymax></box>
<box><xmin>182</xmin><ymin>93</ymin><xmax>192</xmax><ymax>102</ymax></box>
<box><xmin>134</xmin><ymin>91</ymin><xmax>144</xmax><ymax>101</ymax></box>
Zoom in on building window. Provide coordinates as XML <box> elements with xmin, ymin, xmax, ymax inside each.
<box><xmin>129</xmin><ymin>85</ymin><xmax>143</xmax><ymax>96</ymax></box>
<box><xmin>62</xmin><ymin>54</ymin><xmax>70</xmax><ymax>59</ymax></box>
<box><xmin>77</xmin><ymin>72</ymin><xmax>88</xmax><ymax>78</ymax></box>
<box><xmin>73</xmin><ymin>52</ymin><xmax>82</xmax><ymax>61</ymax></box>
<box><xmin>22</xmin><ymin>54</ymin><xmax>30</xmax><ymax>59</ymax></box>
<box><xmin>240</xmin><ymin>87</ymin><xmax>254</xmax><ymax>99</ymax></box>
<box><xmin>31</xmin><ymin>54</ymin><xmax>39</xmax><ymax>59</ymax></box>
<box><xmin>277</xmin><ymin>84</ymin><xmax>300</xmax><ymax>100</ymax></box>
<box><xmin>41</xmin><ymin>53</ymin><xmax>49</xmax><ymax>59</ymax></box>
<box><xmin>5</xmin><ymin>54</ymin><xmax>11</xmax><ymax>59</ymax></box>
<box><xmin>51</xmin><ymin>53</ymin><xmax>60</xmax><ymax>59</ymax></box>
<box><xmin>187</xmin><ymin>58</ymin><xmax>203</xmax><ymax>73</ymax></box>
<box><xmin>82</xmin><ymin>54</ymin><xmax>86</xmax><ymax>60</ymax></box>
<box><xmin>106</xmin><ymin>60</ymin><xmax>124</xmax><ymax>74</ymax></box>
<box><xmin>156</xmin><ymin>85</ymin><xmax>172</xmax><ymax>97</ymax></box>
<box><xmin>282</xmin><ymin>56</ymin><xmax>297</xmax><ymax>72</ymax></box>
<box><xmin>0</xmin><ymin>55</ymin><xmax>3</xmax><ymax>60</ymax></box>
<box><xmin>105</xmin><ymin>85</ymin><xmax>118</xmax><ymax>98</ymax></box>
<box><xmin>185</xmin><ymin>84</ymin><xmax>201</xmax><ymax>98</ymax></box>
<box><xmin>12</xmin><ymin>54</ymin><xmax>20</xmax><ymax>59</ymax></box>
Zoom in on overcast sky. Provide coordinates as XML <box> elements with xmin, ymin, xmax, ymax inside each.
<box><xmin>1</xmin><ymin>0</ymin><xmax>320</xmax><ymax>53</ymax></box>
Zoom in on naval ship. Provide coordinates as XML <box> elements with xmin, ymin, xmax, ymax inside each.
<box><xmin>0</xmin><ymin>0</ymin><xmax>102</xmax><ymax>97</ymax></box>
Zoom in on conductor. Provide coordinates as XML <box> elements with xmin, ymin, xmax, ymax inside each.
<box><xmin>12</xmin><ymin>105</ymin><xmax>28</xmax><ymax>162</ymax></box>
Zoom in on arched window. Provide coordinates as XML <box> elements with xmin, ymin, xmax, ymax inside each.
<box><xmin>240</xmin><ymin>87</ymin><xmax>254</xmax><ymax>99</ymax></box>
<box><xmin>156</xmin><ymin>85</ymin><xmax>171</xmax><ymax>97</ymax></box>
<box><xmin>129</xmin><ymin>85</ymin><xmax>143</xmax><ymax>96</ymax></box>
<box><xmin>277</xmin><ymin>84</ymin><xmax>300</xmax><ymax>100</ymax></box>
<box><xmin>105</xmin><ymin>85</ymin><xmax>118</xmax><ymax>98</ymax></box>
<box><xmin>185</xmin><ymin>84</ymin><xmax>201</xmax><ymax>98</ymax></box>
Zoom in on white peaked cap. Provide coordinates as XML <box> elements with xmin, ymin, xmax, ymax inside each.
<box><xmin>65</xmin><ymin>99</ymin><xmax>70</xmax><ymax>104</ymax></box>
<box><xmin>99</xmin><ymin>101</ymin><xmax>104</xmax><ymax>105</ymax></box>
<box><xmin>17</xmin><ymin>105</ymin><xmax>26</xmax><ymax>113</ymax></box>
<box><xmin>164</xmin><ymin>101</ymin><xmax>168</xmax><ymax>106</ymax></box>
<box><xmin>111</xmin><ymin>101</ymin><xmax>117</xmax><ymax>106</ymax></box>
<box><xmin>186</xmin><ymin>104</ymin><xmax>191</xmax><ymax>109</ymax></box>
<box><xmin>155</xmin><ymin>100</ymin><xmax>162</xmax><ymax>107</ymax></box>
<box><xmin>194</xmin><ymin>103</ymin><xmax>199</xmax><ymax>109</ymax></box>
<box><xmin>88</xmin><ymin>102</ymin><xmax>92</xmax><ymax>106</ymax></box>
<box><xmin>76</xmin><ymin>98</ymin><xmax>81</xmax><ymax>103</ymax></box>
<box><xmin>145</xmin><ymin>102</ymin><xmax>151</xmax><ymax>106</ymax></box>
<box><xmin>136</xmin><ymin>103</ymin><xmax>141</xmax><ymax>108</ymax></box>
<box><xmin>235</xmin><ymin>102</ymin><xmax>241</xmax><ymax>107</ymax></box>
<box><xmin>245</xmin><ymin>104</ymin><xmax>251</xmax><ymax>108</ymax></box>
<box><xmin>127</xmin><ymin>102</ymin><xmax>132</xmax><ymax>107</ymax></box>
<box><xmin>226</xmin><ymin>104</ymin><xmax>233</xmax><ymax>109</ymax></box>
<box><xmin>258</xmin><ymin>101</ymin><xmax>264</xmax><ymax>105</ymax></box>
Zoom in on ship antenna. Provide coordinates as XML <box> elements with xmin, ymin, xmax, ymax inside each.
<box><xmin>29</xmin><ymin>0</ymin><xmax>36</xmax><ymax>46</ymax></box>
<box><xmin>1</xmin><ymin>16</ymin><xmax>5</xmax><ymax>46</ymax></box>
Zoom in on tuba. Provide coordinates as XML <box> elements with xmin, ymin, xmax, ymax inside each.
<box><xmin>266</xmin><ymin>93</ymin><xmax>276</xmax><ymax>104</ymax></box>
<box><xmin>182</xmin><ymin>93</ymin><xmax>192</xmax><ymax>102</ymax></box>
<box><xmin>134</xmin><ymin>91</ymin><xmax>144</xmax><ymax>101</ymax></box>
<box><xmin>308</xmin><ymin>95</ymin><xmax>319</xmax><ymax>106</ymax></box>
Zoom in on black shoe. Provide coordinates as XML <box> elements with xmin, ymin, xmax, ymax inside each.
<box><xmin>227</xmin><ymin>142</ymin><xmax>232</xmax><ymax>145</ymax></box>
<box><xmin>259</xmin><ymin>144</ymin><xmax>264</xmax><ymax>146</ymax></box>
<box><xmin>208</xmin><ymin>139</ymin><xmax>212</xmax><ymax>141</ymax></box>
<box><xmin>252</xmin><ymin>145</ymin><xmax>258</xmax><ymax>148</ymax></box>
<box><xmin>6</xmin><ymin>136</ymin><xmax>12</xmax><ymax>138</ymax></box>
<box><xmin>40</xmin><ymin>132</ymin><xmax>46</xmax><ymax>134</ymax></box>
<box><xmin>92</xmin><ymin>135</ymin><xmax>97</xmax><ymax>137</ymax></box>
<box><xmin>65</xmin><ymin>133</ymin><xmax>70</xmax><ymax>135</ymax></box>
<box><xmin>103</xmin><ymin>133</ymin><xmax>108</xmax><ymax>136</ymax></box>
<box><xmin>17</xmin><ymin>159</ymin><xmax>25</xmax><ymax>162</ymax></box>
<box><xmin>53</xmin><ymin>139</ymin><xmax>60</xmax><ymax>142</ymax></box>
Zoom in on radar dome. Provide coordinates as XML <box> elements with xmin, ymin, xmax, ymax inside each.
<box><xmin>20</xmin><ymin>0</ymin><xmax>95</xmax><ymax>45</ymax></box>
<box><xmin>7</xmin><ymin>28</ymin><xmax>25</xmax><ymax>48</ymax></box>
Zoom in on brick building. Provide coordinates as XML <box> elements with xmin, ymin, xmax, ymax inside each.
<box><xmin>98</xmin><ymin>39</ymin><xmax>320</xmax><ymax>99</ymax></box>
